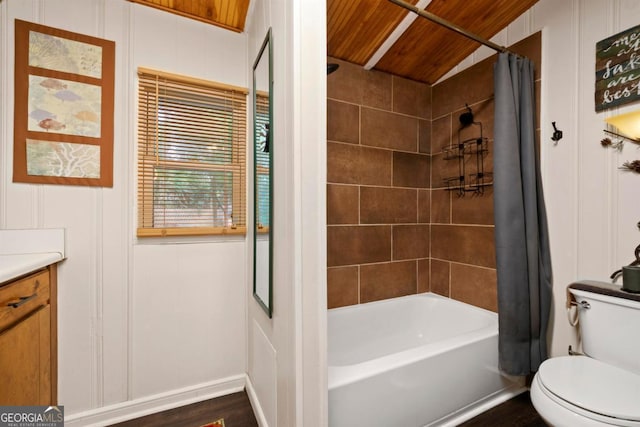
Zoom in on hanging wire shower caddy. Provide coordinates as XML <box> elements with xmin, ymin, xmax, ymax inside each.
<box><xmin>442</xmin><ymin>120</ymin><xmax>492</xmax><ymax>196</ymax></box>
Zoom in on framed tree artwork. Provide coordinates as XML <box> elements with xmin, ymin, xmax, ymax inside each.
<box><xmin>13</xmin><ymin>19</ymin><xmax>115</xmax><ymax>187</ymax></box>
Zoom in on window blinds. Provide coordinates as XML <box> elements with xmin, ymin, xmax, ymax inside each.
<box><xmin>137</xmin><ymin>68</ymin><xmax>247</xmax><ymax>237</ymax></box>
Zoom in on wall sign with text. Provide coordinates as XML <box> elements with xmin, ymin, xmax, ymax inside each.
<box><xmin>13</xmin><ymin>20</ymin><xmax>115</xmax><ymax>186</ymax></box>
<box><xmin>596</xmin><ymin>24</ymin><xmax>640</xmax><ymax>112</ymax></box>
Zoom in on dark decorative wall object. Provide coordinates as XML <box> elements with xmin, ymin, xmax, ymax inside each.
<box><xmin>595</xmin><ymin>23</ymin><xmax>640</xmax><ymax>112</ymax></box>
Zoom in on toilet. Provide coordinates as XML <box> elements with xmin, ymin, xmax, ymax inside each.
<box><xmin>530</xmin><ymin>281</ymin><xmax>640</xmax><ymax>426</ymax></box>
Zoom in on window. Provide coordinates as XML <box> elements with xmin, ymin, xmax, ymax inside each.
<box><xmin>255</xmin><ymin>92</ymin><xmax>270</xmax><ymax>232</ymax></box>
<box><xmin>137</xmin><ymin>68</ymin><xmax>247</xmax><ymax>237</ymax></box>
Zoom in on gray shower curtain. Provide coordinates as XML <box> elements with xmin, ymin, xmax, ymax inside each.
<box><xmin>493</xmin><ymin>53</ymin><xmax>552</xmax><ymax>376</ymax></box>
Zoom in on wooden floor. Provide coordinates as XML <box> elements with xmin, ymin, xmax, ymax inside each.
<box><xmin>109</xmin><ymin>391</ymin><xmax>258</xmax><ymax>427</ymax></box>
<box><xmin>461</xmin><ymin>391</ymin><xmax>546</xmax><ymax>427</ymax></box>
<box><xmin>108</xmin><ymin>390</ymin><xmax>543</xmax><ymax>427</ymax></box>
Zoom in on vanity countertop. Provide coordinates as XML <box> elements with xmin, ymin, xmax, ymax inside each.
<box><xmin>0</xmin><ymin>228</ymin><xmax>65</xmax><ymax>284</ymax></box>
<box><xmin>0</xmin><ymin>252</ymin><xmax>64</xmax><ymax>284</ymax></box>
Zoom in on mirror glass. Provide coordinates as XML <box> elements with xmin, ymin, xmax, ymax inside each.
<box><xmin>253</xmin><ymin>28</ymin><xmax>273</xmax><ymax>317</ymax></box>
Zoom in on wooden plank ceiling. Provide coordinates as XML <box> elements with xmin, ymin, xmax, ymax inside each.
<box><xmin>328</xmin><ymin>0</ymin><xmax>540</xmax><ymax>84</ymax></box>
<box><xmin>129</xmin><ymin>0</ymin><xmax>538</xmax><ymax>84</ymax></box>
<box><xmin>129</xmin><ymin>0</ymin><xmax>250</xmax><ymax>32</ymax></box>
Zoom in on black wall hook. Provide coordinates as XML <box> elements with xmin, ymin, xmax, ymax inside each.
<box><xmin>551</xmin><ymin>122</ymin><xmax>563</xmax><ymax>143</ymax></box>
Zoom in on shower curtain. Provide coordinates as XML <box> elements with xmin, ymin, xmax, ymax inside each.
<box><xmin>493</xmin><ymin>53</ymin><xmax>552</xmax><ymax>376</ymax></box>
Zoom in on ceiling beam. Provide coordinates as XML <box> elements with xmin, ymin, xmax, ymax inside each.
<box><xmin>364</xmin><ymin>0</ymin><xmax>432</xmax><ymax>70</ymax></box>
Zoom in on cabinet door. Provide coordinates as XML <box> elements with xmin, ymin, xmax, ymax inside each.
<box><xmin>0</xmin><ymin>305</ymin><xmax>51</xmax><ymax>405</ymax></box>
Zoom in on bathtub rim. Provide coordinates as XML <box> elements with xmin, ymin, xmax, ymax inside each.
<box><xmin>327</xmin><ymin>291</ymin><xmax>495</xmax><ymax>316</ymax></box>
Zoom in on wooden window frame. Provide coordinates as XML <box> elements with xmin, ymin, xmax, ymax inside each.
<box><xmin>136</xmin><ymin>68</ymin><xmax>247</xmax><ymax>237</ymax></box>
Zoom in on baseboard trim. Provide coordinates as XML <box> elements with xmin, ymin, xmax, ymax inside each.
<box><xmin>245</xmin><ymin>376</ymin><xmax>269</xmax><ymax>427</ymax></box>
<box><xmin>64</xmin><ymin>374</ymin><xmax>245</xmax><ymax>427</ymax></box>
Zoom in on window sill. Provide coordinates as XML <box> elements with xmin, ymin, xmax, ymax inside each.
<box><xmin>137</xmin><ymin>226</ymin><xmax>247</xmax><ymax>238</ymax></box>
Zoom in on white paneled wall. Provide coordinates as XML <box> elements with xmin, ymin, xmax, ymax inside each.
<box><xmin>7</xmin><ymin>0</ymin><xmax>635</xmax><ymax>424</ymax></box>
<box><xmin>245</xmin><ymin>0</ymin><xmax>328</xmax><ymax>425</ymax></box>
<box><xmin>0</xmin><ymin>0</ymin><xmax>248</xmax><ymax>421</ymax></box>
<box><xmin>440</xmin><ymin>0</ymin><xmax>640</xmax><ymax>357</ymax></box>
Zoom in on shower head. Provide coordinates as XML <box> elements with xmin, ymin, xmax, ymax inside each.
<box><xmin>327</xmin><ymin>63</ymin><xmax>340</xmax><ymax>75</ymax></box>
<box><xmin>459</xmin><ymin>104</ymin><xmax>474</xmax><ymax>128</ymax></box>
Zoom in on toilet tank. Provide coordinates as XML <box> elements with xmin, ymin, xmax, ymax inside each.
<box><xmin>569</xmin><ymin>281</ymin><xmax>640</xmax><ymax>375</ymax></box>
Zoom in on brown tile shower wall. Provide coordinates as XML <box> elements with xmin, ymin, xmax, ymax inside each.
<box><xmin>429</xmin><ymin>32</ymin><xmax>541</xmax><ymax>312</ymax></box>
<box><xmin>326</xmin><ymin>57</ymin><xmax>432</xmax><ymax>308</ymax></box>
<box><xmin>326</xmin><ymin>31</ymin><xmax>541</xmax><ymax>311</ymax></box>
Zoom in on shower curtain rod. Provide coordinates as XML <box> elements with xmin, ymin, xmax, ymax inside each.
<box><xmin>387</xmin><ymin>0</ymin><xmax>512</xmax><ymax>55</ymax></box>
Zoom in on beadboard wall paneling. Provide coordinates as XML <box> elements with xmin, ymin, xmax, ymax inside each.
<box><xmin>0</xmin><ymin>0</ymin><xmax>248</xmax><ymax>417</ymax></box>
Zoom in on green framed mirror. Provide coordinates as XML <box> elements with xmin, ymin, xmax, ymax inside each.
<box><xmin>253</xmin><ymin>28</ymin><xmax>273</xmax><ymax>317</ymax></box>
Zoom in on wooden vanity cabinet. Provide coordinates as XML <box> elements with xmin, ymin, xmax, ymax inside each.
<box><xmin>0</xmin><ymin>264</ymin><xmax>58</xmax><ymax>405</ymax></box>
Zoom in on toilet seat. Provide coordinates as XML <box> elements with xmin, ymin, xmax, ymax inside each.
<box><xmin>534</xmin><ymin>356</ymin><xmax>640</xmax><ymax>426</ymax></box>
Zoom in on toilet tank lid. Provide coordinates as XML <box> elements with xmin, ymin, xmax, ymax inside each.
<box><xmin>539</xmin><ymin>356</ymin><xmax>640</xmax><ymax>422</ymax></box>
<box><xmin>569</xmin><ymin>280</ymin><xmax>640</xmax><ymax>304</ymax></box>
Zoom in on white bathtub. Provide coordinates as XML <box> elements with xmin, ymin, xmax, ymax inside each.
<box><xmin>328</xmin><ymin>293</ymin><xmax>525</xmax><ymax>427</ymax></box>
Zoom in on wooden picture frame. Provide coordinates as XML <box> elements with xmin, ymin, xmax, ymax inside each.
<box><xmin>13</xmin><ymin>19</ymin><xmax>115</xmax><ymax>187</ymax></box>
